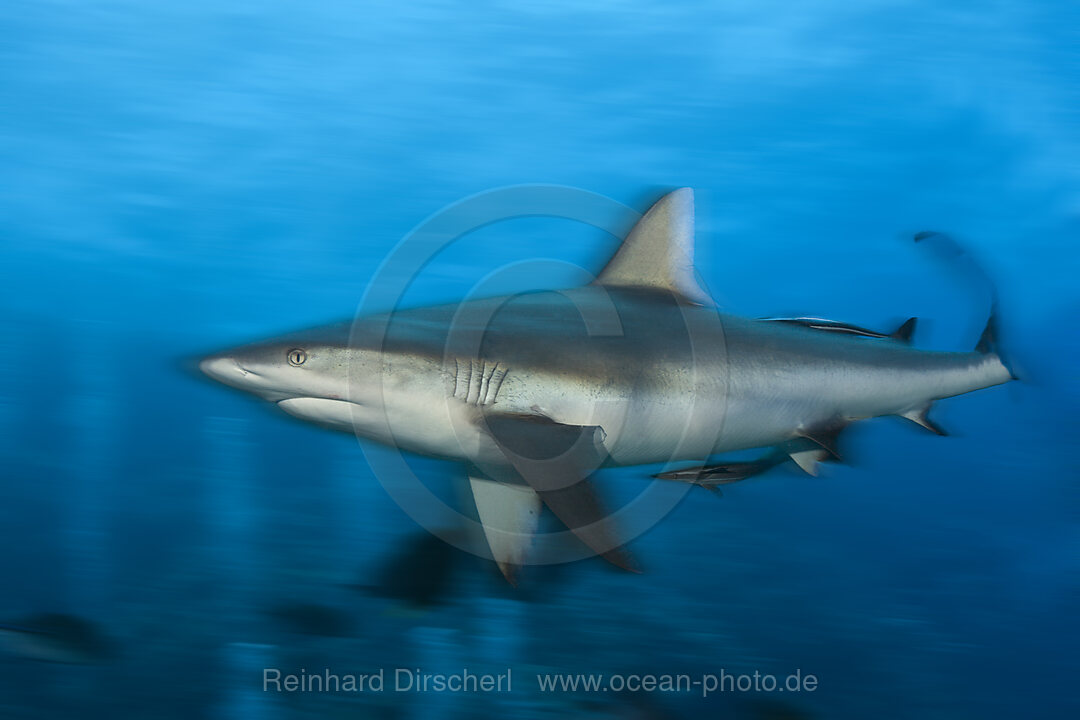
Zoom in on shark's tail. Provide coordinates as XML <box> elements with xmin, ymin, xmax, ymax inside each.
<box><xmin>974</xmin><ymin>304</ymin><xmax>1019</xmax><ymax>381</ymax></box>
<box><xmin>914</xmin><ymin>230</ymin><xmax>1019</xmax><ymax>381</ymax></box>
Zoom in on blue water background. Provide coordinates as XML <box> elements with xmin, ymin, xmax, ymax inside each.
<box><xmin>0</xmin><ymin>2</ymin><xmax>1076</xmax><ymax>718</ymax></box>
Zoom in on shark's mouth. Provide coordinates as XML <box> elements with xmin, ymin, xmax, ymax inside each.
<box><xmin>277</xmin><ymin>397</ymin><xmax>366</xmax><ymax>429</ymax></box>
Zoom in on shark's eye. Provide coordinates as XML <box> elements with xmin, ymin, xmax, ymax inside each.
<box><xmin>287</xmin><ymin>348</ymin><xmax>308</xmax><ymax>367</ymax></box>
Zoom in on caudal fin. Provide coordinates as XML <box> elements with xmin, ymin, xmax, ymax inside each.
<box><xmin>913</xmin><ymin>230</ymin><xmax>1019</xmax><ymax>382</ymax></box>
<box><xmin>975</xmin><ymin>310</ymin><xmax>1000</xmax><ymax>355</ymax></box>
<box><xmin>974</xmin><ymin>306</ymin><xmax>1018</xmax><ymax>380</ymax></box>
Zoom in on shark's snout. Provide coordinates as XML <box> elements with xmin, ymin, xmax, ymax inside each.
<box><xmin>199</xmin><ymin>355</ymin><xmax>249</xmax><ymax>386</ymax></box>
<box><xmin>199</xmin><ymin>351</ymin><xmax>298</xmax><ymax>402</ymax></box>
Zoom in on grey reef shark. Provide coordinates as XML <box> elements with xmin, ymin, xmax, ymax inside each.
<box><xmin>200</xmin><ymin>188</ymin><xmax>1015</xmax><ymax>583</ymax></box>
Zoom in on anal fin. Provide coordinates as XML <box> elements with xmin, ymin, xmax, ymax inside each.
<box><xmin>899</xmin><ymin>405</ymin><xmax>947</xmax><ymax>436</ymax></box>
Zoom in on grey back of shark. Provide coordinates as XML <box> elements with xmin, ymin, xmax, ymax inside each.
<box><xmin>200</xmin><ymin>188</ymin><xmax>1014</xmax><ymax>582</ymax></box>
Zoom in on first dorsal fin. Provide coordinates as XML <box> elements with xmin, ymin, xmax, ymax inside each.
<box><xmin>594</xmin><ymin>188</ymin><xmax>713</xmax><ymax>306</ymax></box>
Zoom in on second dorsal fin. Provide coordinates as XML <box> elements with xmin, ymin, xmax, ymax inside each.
<box><xmin>890</xmin><ymin>317</ymin><xmax>917</xmax><ymax>343</ymax></box>
<box><xmin>594</xmin><ymin>188</ymin><xmax>713</xmax><ymax>306</ymax></box>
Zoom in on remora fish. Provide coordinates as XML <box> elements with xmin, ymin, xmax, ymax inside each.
<box><xmin>266</xmin><ymin>602</ymin><xmax>354</xmax><ymax>637</ymax></box>
<box><xmin>200</xmin><ymin>188</ymin><xmax>1015</xmax><ymax>582</ymax></box>
<box><xmin>0</xmin><ymin>613</ymin><xmax>113</xmax><ymax>664</ymax></box>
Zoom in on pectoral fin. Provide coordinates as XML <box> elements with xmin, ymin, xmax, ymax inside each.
<box><xmin>798</xmin><ymin>423</ymin><xmax>845</xmax><ymax>460</ymax></box>
<box><xmin>480</xmin><ymin>413</ymin><xmax>637</xmax><ymax>573</ymax></box>
<box><xmin>468</xmin><ymin>472</ymin><xmax>542</xmax><ymax>585</ymax></box>
<box><xmin>788</xmin><ymin>448</ymin><xmax>829</xmax><ymax>476</ymax></box>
